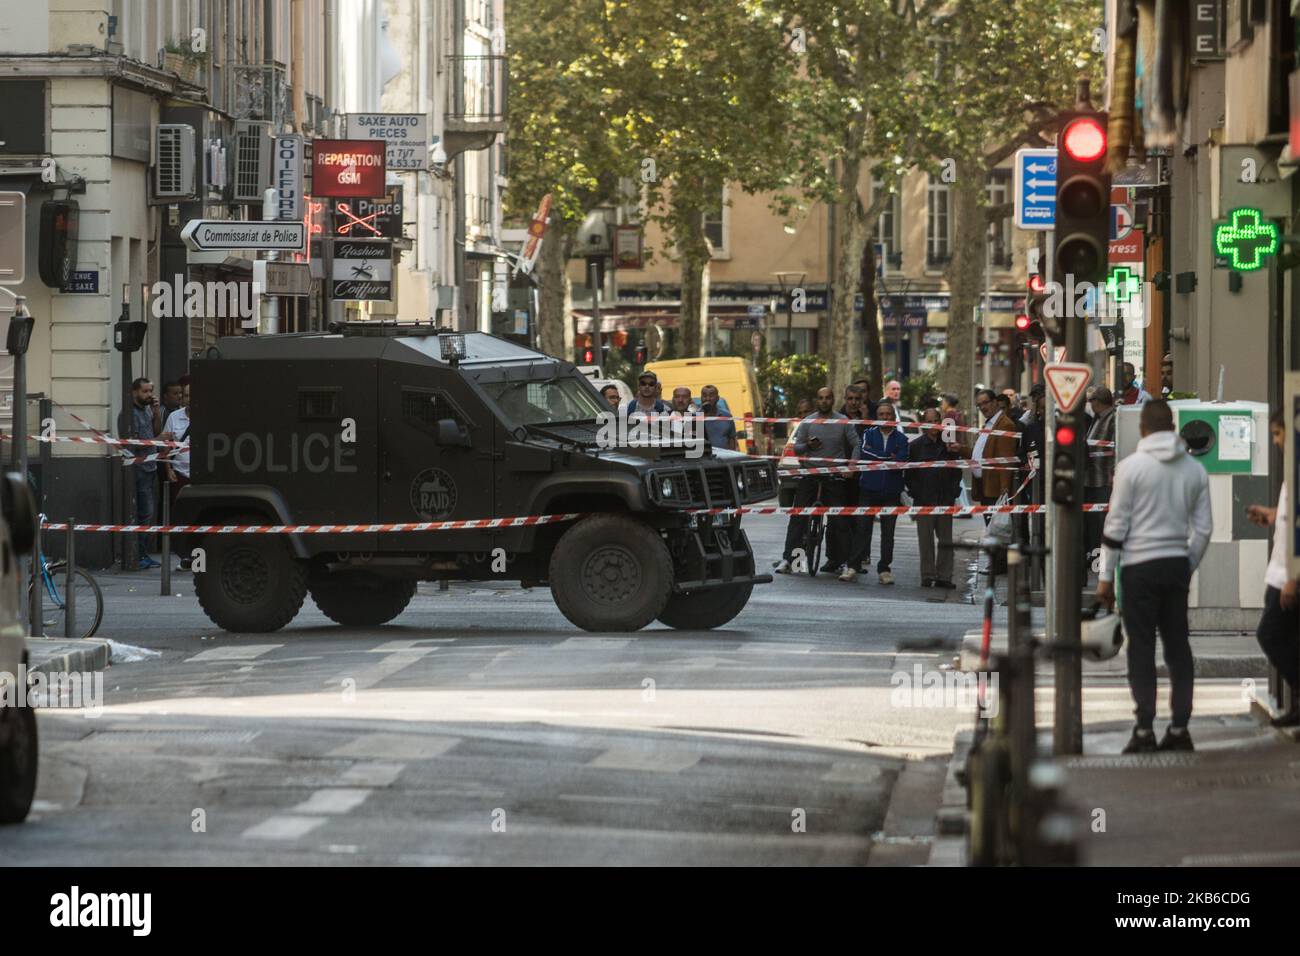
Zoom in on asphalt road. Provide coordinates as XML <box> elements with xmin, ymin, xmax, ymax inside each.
<box><xmin>1</xmin><ymin>514</ymin><xmax>1003</xmax><ymax>865</ymax></box>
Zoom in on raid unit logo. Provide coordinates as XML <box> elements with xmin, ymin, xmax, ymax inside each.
<box><xmin>411</xmin><ymin>468</ymin><xmax>458</xmax><ymax>520</ymax></box>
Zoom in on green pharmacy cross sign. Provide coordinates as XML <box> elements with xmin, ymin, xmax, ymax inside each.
<box><xmin>1106</xmin><ymin>266</ymin><xmax>1139</xmax><ymax>303</ymax></box>
<box><xmin>1214</xmin><ymin>208</ymin><xmax>1279</xmax><ymax>271</ymax></box>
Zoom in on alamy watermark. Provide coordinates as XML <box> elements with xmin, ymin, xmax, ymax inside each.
<box><xmin>2</xmin><ymin>667</ymin><xmax>103</xmax><ymax>717</ymax></box>
<box><xmin>890</xmin><ymin>663</ymin><xmax>998</xmax><ymax>718</ymax></box>
<box><xmin>150</xmin><ymin>275</ymin><xmax>261</xmax><ymax>328</ymax></box>
<box><xmin>595</xmin><ymin>409</ymin><xmax>705</xmax><ymax>459</ymax></box>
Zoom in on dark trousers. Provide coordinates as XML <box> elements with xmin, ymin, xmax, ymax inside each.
<box><xmin>830</xmin><ymin>480</ymin><xmax>860</xmax><ymax>569</ymax></box>
<box><xmin>133</xmin><ymin>467</ymin><xmax>157</xmax><ymax>556</ymax></box>
<box><xmin>1256</xmin><ymin>586</ymin><xmax>1300</xmax><ymax>697</ymax></box>
<box><xmin>1084</xmin><ymin>485</ymin><xmax>1110</xmax><ymax>569</ymax></box>
<box><xmin>916</xmin><ymin>514</ymin><xmax>954</xmax><ymax>584</ymax></box>
<box><xmin>1120</xmin><ymin>557</ymin><xmax>1194</xmax><ymax>730</ymax></box>
<box><xmin>782</xmin><ymin>476</ymin><xmax>846</xmax><ymax>564</ymax></box>
<box><xmin>855</xmin><ymin>490</ymin><xmax>901</xmax><ymax>573</ymax></box>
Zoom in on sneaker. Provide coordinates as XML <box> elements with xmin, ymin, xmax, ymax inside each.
<box><xmin>878</xmin><ymin>571</ymin><xmax>894</xmax><ymax>586</ymax></box>
<box><xmin>138</xmin><ymin>555</ymin><xmax>161</xmax><ymax>570</ymax></box>
<box><xmin>1122</xmin><ymin>728</ymin><xmax>1158</xmax><ymax>754</ymax></box>
<box><xmin>838</xmin><ymin>567</ymin><xmax>857</xmax><ymax>583</ymax></box>
<box><xmin>933</xmin><ymin>580</ymin><xmax>957</xmax><ymax>589</ymax></box>
<box><xmin>773</xmin><ymin>559</ymin><xmax>792</xmax><ymax>574</ymax></box>
<box><xmin>819</xmin><ymin>562</ymin><xmax>839</xmax><ymax>574</ymax></box>
<box><xmin>1158</xmin><ymin>727</ymin><xmax>1195</xmax><ymax>752</ymax></box>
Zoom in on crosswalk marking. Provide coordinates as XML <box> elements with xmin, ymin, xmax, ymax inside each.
<box><xmin>242</xmin><ymin>815</ymin><xmax>327</xmax><ymax>840</ymax></box>
<box><xmin>587</xmin><ymin>748</ymin><xmax>701</xmax><ymax>773</ymax></box>
<box><xmin>185</xmin><ymin>644</ymin><xmax>282</xmax><ymax>663</ymax></box>
<box><xmin>328</xmin><ymin>733</ymin><xmax>461</xmax><ymax>761</ymax></box>
<box><xmin>340</xmin><ymin>762</ymin><xmax>406</xmax><ymax>787</ymax></box>
<box><xmin>292</xmin><ymin>788</ymin><xmax>373</xmax><ymax>815</ymax></box>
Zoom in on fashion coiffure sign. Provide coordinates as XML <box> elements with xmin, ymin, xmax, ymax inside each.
<box><xmin>310</xmin><ymin>139</ymin><xmax>387</xmax><ymax>198</ymax></box>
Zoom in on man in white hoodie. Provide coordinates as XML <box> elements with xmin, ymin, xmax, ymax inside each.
<box><xmin>1096</xmin><ymin>400</ymin><xmax>1212</xmax><ymax>754</ymax></box>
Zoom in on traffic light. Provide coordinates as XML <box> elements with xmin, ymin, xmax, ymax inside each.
<box><xmin>633</xmin><ymin>344</ymin><xmax>647</xmax><ymax>365</ymax></box>
<box><xmin>582</xmin><ymin>347</ymin><xmax>595</xmax><ymax>364</ymax></box>
<box><xmin>1051</xmin><ymin>410</ymin><xmax>1085</xmax><ymax>506</ymax></box>
<box><xmin>1054</xmin><ymin>112</ymin><xmax>1111</xmax><ymax>287</ymax></box>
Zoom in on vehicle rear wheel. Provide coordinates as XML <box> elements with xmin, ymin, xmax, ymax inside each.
<box><xmin>0</xmin><ymin>703</ymin><xmax>37</xmax><ymax>824</ymax></box>
<box><xmin>657</xmin><ymin>581</ymin><xmax>753</xmax><ymax>630</ymax></box>
<box><xmin>310</xmin><ymin>574</ymin><xmax>417</xmax><ymax>627</ymax></box>
<box><xmin>549</xmin><ymin>514</ymin><xmax>672</xmax><ymax>632</ymax></box>
<box><xmin>194</xmin><ymin>526</ymin><xmax>307</xmax><ymax>633</ymax></box>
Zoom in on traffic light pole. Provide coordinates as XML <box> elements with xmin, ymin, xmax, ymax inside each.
<box><xmin>1053</xmin><ymin>299</ymin><xmax>1086</xmax><ymax>756</ymax></box>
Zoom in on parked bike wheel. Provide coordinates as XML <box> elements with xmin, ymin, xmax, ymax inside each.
<box><xmin>31</xmin><ymin>563</ymin><xmax>104</xmax><ymax>639</ymax></box>
<box><xmin>804</xmin><ymin>514</ymin><xmax>824</xmax><ymax>576</ymax></box>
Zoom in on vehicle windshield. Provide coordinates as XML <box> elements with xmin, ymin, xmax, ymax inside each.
<box><xmin>482</xmin><ymin>376</ymin><xmax>607</xmax><ymax>425</ymax></box>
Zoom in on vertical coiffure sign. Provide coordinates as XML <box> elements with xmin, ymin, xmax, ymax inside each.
<box><xmin>275</xmin><ymin>135</ymin><xmax>303</xmax><ymax>221</ymax></box>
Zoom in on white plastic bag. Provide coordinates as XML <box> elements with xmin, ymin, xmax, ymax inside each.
<box><xmin>983</xmin><ymin>492</ymin><xmax>1013</xmax><ymax>544</ymax></box>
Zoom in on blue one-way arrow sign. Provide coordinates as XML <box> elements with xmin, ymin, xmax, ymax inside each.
<box><xmin>1014</xmin><ymin>148</ymin><xmax>1057</xmax><ymax>231</ymax></box>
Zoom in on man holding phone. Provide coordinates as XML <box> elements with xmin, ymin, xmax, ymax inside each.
<box><xmin>775</xmin><ymin>387</ymin><xmax>855</xmax><ymax>574</ymax></box>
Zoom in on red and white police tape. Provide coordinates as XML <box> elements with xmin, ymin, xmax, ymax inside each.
<box><xmin>38</xmin><ymin>502</ymin><xmax>1107</xmax><ymax>535</ymax></box>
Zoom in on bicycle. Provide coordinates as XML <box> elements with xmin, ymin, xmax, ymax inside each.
<box><xmin>802</xmin><ymin>477</ymin><xmax>825</xmax><ymax>576</ymax></box>
<box><xmin>29</xmin><ymin>551</ymin><xmax>104</xmax><ymax>640</ymax></box>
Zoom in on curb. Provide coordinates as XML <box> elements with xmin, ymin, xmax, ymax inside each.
<box><xmin>26</xmin><ymin>637</ymin><xmax>111</xmax><ymax>676</ymax></box>
<box><xmin>927</xmin><ymin>728</ymin><xmax>972</xmax><ymax>866</ymax></box>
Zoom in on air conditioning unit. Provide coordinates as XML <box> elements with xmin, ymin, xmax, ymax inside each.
<box><xmin>153</xmin><ymin>124</ymin><xmax>197</xmax><ymax>200</ymax></box>
<box><xmin>233</xmin><ymin>121</ymin><xmax>272</xmax><ymax>202</ymax></box>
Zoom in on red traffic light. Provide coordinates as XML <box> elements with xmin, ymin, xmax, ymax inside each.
<box><xmin>1062</xmin><ymin>116</ymin><xmax>1106</xmax><ymax>163</ymax></box>
<box><xmin>1027</xmin><ymin>274</ymin><xmax>1045</xmax><ymax>294</ymax></box>
<box><xmin>582</xmin><ymin>348</ymin><xmax>595</xmax><ymax>363</ymax></box>
<box><xmin>1015</xmin><ymin>314</ymin><xmax>1031</xmax><ymax>332</ymax></box>
<box><xmin>1055</xmin><ymin>424</ymin><xmax>1077</xmax><ymax>447</ymax></box>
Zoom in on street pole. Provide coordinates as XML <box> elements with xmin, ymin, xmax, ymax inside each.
<box><xmin>118</xmin><ymin>285</ymin><xmax>138</xmax><ymax>571</ymax></box>
<box><xmin>982</xmin><ymin>228</ymin><xmax>992</xmax><ymax>387</ymax></box>
<box><xmin>1053</xmin><ymin>264</ymin><xmax>1086</xmax><ymax>759</ymax></box>
<box><xmin>589</xmin><ymin>259</ymin><xmax>602</xmax><ymax>365</ymax></box>
<box><xmin>1044</xmin><ymin>230</ymin><xmax>1056</xmax><ymax>646</ymax></box>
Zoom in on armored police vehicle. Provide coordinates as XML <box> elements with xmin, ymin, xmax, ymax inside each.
<box><xmin>177</xmin><ymin>324</ymin><xmax>775</xmax><ymax>634</ymax></box>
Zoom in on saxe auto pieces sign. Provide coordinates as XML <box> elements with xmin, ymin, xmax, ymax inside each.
<box><xmin>311</xmin><ymin>139</ymin><xmax>386</xmax><ymax>198</ymax></box>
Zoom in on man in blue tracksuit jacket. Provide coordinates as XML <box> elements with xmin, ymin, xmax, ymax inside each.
<box><xmin>844</xmin><ymin>403</ymin><xmax>910</xmax><ymax>584</ymax></box>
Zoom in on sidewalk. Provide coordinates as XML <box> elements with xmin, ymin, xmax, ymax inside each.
<box><xmin>930</xmin><ymin>698</ymin><xmax>1300</xmax><ymax>866</ymax></box>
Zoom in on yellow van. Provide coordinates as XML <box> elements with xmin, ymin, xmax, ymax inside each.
<box><xmin>644</xmin><ymin>356</ymin><xmax>763</xmax><ymax>454</ymax></box>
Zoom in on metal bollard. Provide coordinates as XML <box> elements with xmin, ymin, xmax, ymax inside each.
<box><xmin>64</xmin><ymin>517</ymin><xmax>76</xmax><ymax>639</ymax></box>
<box><xmin>29</xmin><ymin>518</ymin><xmax>43</xmax><ymax>637</ymax></box>
<box><xmin>161</xmin><ymin>481</ymin><xmax>171</xmax><ymax>596</ymax></box>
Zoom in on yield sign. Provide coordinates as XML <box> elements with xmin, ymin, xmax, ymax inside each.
<box><xmin>1039</xmin><ymin>343</ymin><xmax>1066</xmax><ymax>364</ymax></box>
<box><xmin>1044</xmin><ymin>362</ymin><xmax>1093</xmax><ymax>412</ymax></box>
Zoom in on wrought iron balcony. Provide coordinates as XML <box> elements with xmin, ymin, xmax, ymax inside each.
<box><xmin>444</xmin><ymin>54</ymin><xmax>507</xmax><ymax>158</ymax></box>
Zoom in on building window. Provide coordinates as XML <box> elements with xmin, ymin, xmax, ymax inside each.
<box><xmin>986</xmin><ymin>171</ymin><xmax>1013</xmax><ymax>270</ymax></box>
<box><xmin>0</xmin><ymin>81</ymin><xmax>47</xmax><ymax>155</ymax></box>
<box><xmin>871</xmin><ymin>177</ymin><xmax>902</xmax><ymax>271</ymax></box>
<box><xmin>926</xmin><ymin>179</ymin><xmax>951</xmax><ymax>268</ymax></box>
<box><xmin>703</xmin><ymin>188</ymin><xmax>728</xmax><ymax>258</ymax></box>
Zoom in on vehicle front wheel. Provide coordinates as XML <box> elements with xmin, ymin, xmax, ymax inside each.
<box><xmin>657</xmin><ymin>581</ymin><xmax>753</xmax><ymax>631</ymax></box>
<box><xmin>194</xmin><ymin>526</ymin><xmax>307</xmax><ymax>633</ymax></box>
<box><xmin>0</xmin><ymin>703</ymin><xmax>37</xmax><ymax>824</ymax></box>
<box><xmin>310</xmin><ymin>574</ymin><xmax>417</xmax><ymax>627</ymax></box>
<box><xmin>549</xmin><ymin>514</ymin><xmax>673</xmax><ymax>631</ymax></box>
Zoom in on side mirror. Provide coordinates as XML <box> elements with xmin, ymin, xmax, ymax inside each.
<box><xmin>435</xmin><ymin>418</ymin><xmax>471</xmax><ymax>447</ymax></box>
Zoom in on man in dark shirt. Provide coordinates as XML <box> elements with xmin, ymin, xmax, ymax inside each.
<box><xmin>775</xmin><ymin>387</ymin><xmax>856</xmax><ymax>574</ymax></box>
<box><xmin>117</xmin><ymin>377</ymin><xmax>164</xmax><ymax>569</ymax></box>
<box><xmin>907</xmin><ymin>407</ymin><xmax>962</xmax><ymax>587</ymax></box>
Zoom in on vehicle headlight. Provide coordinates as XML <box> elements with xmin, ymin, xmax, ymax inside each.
<box><xmin>660</xmin><ymin>477</ymin><xmax>675</xmax><ymax>498</ymax></box>
<box><xmin>736</xmin><ymin>473</ymin><xmax>746</xmax><ymax>493</ymax></box>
